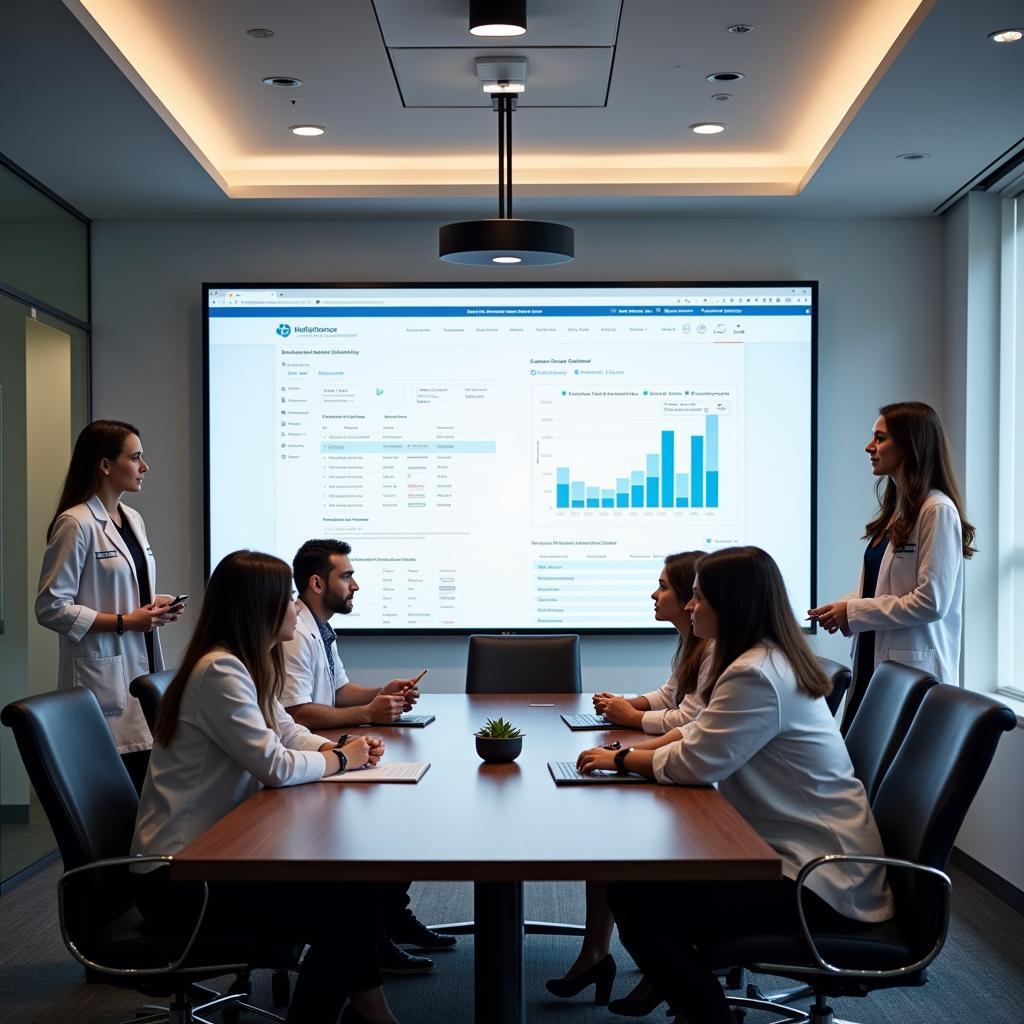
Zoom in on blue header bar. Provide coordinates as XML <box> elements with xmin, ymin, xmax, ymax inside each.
<box><xmin>210</xmin><ymin>305</ymin><xmax>811</xmax><ymax>319</ymax></box>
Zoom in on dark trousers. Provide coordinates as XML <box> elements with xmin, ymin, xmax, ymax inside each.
<box><xmin>121</xmin><ymin>750</ymin><xmax>150</xmax><ymax>795</ymax></box>
<box><xmin>135</xmin><ymin>873</ymin><xmax>394</xmax><ymax>1024</ymax></box>
<box><xmin>608</xmin><ymin>879</ymin><xmax>855</xmax><ymax>1024</ymax></box>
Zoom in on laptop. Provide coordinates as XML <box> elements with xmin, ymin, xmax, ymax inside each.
<box><xmin>548</xmin><ymin>761</ymin><xmax>654</xmax><ymax>785</ymax></box>
<box><xmin>560</xmin><ymin>713</ymin><xmax>614</xmax><ymax>730</ymax></box>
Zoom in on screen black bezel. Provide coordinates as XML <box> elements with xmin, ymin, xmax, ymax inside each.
<box><xmin>202</xmin><ymin>280</ymin><xmax>818</xmax><ymax>636</ymax></box>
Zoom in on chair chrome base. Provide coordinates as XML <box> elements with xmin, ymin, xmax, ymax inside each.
<box><xmin>746</xmin><ymin>980</ymin><xmax>814</xmax><ymax>1005</ymax></box>
<box><xmin>729</xmin><ymin>993</ymin><xmax>860</xmax><ymax>1024</ymax></box>
<box><xmin>112</xmin><ymin>983</ymin><xmax>285</xmax><ymax>1024</ymax></box>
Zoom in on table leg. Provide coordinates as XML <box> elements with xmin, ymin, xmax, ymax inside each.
<box><xmin>473</xmin><ymin>880</ymin><xmax>524</xmax><ymax>1024</ymax></box>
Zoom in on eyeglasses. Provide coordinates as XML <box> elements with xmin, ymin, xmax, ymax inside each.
<box><xmin>601</xmin><ymin>740</ymin><xmax>622</xmax><ymax>751</ymax></box>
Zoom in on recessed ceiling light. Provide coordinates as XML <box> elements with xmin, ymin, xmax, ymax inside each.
<box><xmin>988</xmin><ymin>28</ymin><xmax>1023</xmax><ymax>43</ymax></box>
<box><xmin>727</xmin><ymin>24</ymin><xmax>754</xmax><ymax>34</ymax></box>
<box><xmin>492</xmin><ymin>256</ymin><xmax>523</xmax><ymax>264</ymax></box>
<box><xmin>246</xmin><ymin>27</ymin><xmax>274</xmax><ymax>39</ymax></box>
<box><xmin>706</xmin><ymin>71</ymin><xmax>744</xmax><ymax>82</ymax></box>
<box><xmin>290</xmin><ymin>124</ymin><xmax>325</xmax><ymax>137</ymax></box>
<box><xmin>711</xmin><ymin>93</ymin><xmax>733</xmax><ymax>101</ymax></box>
<box><xmin>691</xmin><ymin>122</ymin><xmax>726</xmax><ymax>135</ymax></box>
<box><xmin>896</xmin><ymin>152</ymin><xmax>929</xmax><ymax>161</ymax></box>
<box><xmin>263</xmin><ymin>76</ymin><xmax>302</xmax><ymax>88</ymax></box>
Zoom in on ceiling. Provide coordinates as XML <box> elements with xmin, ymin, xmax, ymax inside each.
<box><xmin>1</xmin><ymin>0</ymin><xmax>1022</xmax><ymax>221</ymax></box>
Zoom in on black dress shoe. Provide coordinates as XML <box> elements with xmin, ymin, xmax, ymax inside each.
<box><xmin>377</xmin><ymin>936</ymin><xmax>435</xmax><ymax>975</ymax></box>
<box><xmin>386</xmin><ymin>910</ymin><xmax>457</xmax><ymax>950</ymax></box>
<box><xmin>544</xmin><ymin>954</ymin><xmax>616</xmax><ymax>1005</ymax></box>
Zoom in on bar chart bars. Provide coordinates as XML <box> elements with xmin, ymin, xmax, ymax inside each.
<box><xmin>555</xmin><ymin>416</ymin><xmax>721</xmax><ymax>510</ymax></box>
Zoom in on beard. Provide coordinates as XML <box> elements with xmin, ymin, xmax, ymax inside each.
<box><xmin>323</xmin><ymin>591</ymin><xmax>354</xmax><ymax>616</ymax></box>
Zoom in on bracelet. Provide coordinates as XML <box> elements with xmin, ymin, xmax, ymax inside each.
<box><xmin>116</xmin><ymin>613</ymin><xmax>125</xmax><ymax>636</ymax></box>
<box><xmin>332</xmin><ymin>747</ymin><xmax>348</xmax><ymax>774</ymax></box>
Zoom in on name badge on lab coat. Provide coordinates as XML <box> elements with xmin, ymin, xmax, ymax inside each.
<box><xmin>894</xmin><ymin>542</ymin><xmax>916</xmax><ymax>555</ymax></box>
<box><xmin>96</xmin><ymin>550</ymin><xmax>118</xmax><ymax>559</ymax></box>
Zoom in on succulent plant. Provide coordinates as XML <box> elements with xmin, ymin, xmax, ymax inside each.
<box><xmin>476</xmin><ymin>716</ymin><xmax>522</xmax><ymax>739</ymax></box>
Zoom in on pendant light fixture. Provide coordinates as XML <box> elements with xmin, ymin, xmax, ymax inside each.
<box><xmin>439</xmin><ymin>72</ymin><xmax>574</xmax><ymax>266</ymax></box>
<box><xmin>469</xmin><ymin>0</ymin><xmax>526</xmax><ymax>37</ymax></box>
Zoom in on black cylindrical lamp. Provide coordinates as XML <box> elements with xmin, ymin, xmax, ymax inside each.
<box><xmin>469</xmin><ymin>0</ymin><xmax>527</xmax><ymax>37</ymax></box>
<box><xmin>439</xmin><ymin>219</ymin><xmax>574</xmax><ymax>266</ymax></box>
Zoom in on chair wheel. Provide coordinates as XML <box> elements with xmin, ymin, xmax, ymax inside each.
<box><xmin>272</xmin><ymin>968</ymin><xmax>291</xmax><ymax>1007</ymax></box>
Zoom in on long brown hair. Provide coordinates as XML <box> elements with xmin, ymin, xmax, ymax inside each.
<box><xmin>662</xmin><ymin>550</ymin><xmax>709</xmax><ymax>704</ymax></box>
<box><xmin>864</xmin><ymin>401</ymin><xmax>975</xmax><ymax>557</ymax></box>
<box><xmin>153</xmin><ymin>550</ymin><xmax>293</xmax><ymax>746</ymax></box>
<box><xmin>697</xmin><ymin>546</ymin><xmax>830</xmax><ymax>699</ymax></box>
<box><xmin>47</xmin><ymin>419</ymin><xmax>140</xmax><ymax>540</ymax></box>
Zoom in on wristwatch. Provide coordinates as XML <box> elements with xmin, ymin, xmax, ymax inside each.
<box><xmin>116</xmin><ymin>613</ymin><xmax>125</xmax><ymax>636</ymax></box>
<box><xmin>613</xmin><ymin>747</ymin><xmax>635</xmax><ymax>775</ymax></box>
<box><xmin>331</xmin><ymin>746</ymin><xmax>348</xmax><ymax>774</ymax></box>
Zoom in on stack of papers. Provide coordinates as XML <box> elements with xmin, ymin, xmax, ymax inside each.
<box><xmin>321</xmin><ymin>762</ymin><xmax>430</xmax><ymax>784</ymax></box>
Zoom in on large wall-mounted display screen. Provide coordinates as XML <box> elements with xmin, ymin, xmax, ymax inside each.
<box><xmin>205</xmin><ymin>283</ymin><xmax>816</xmax><ymax>633</ymax></box>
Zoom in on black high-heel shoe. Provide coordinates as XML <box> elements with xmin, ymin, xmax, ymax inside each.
<box><xmin>545</xmin><ymin>954</ymin><xmax>616</xmax><ymax>1005</ymax></box>
<box><xmin>607</xmin><ymin>978</ymin><xmax>664</xmax><ymax>1017</ymax></box>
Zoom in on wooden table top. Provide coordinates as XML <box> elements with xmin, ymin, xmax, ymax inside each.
<box><xmin>171</xmin><ymin>693</ymin><xmax>781</xmax><ymax>884</ymax></box>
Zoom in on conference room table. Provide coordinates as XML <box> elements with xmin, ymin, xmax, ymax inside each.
<box><xmin>172</xmin><ymin>693</ymin><xmax>781</xmax><ymax>1024</ymax></box>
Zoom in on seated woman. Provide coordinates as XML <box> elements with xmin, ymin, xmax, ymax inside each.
<box><xmin>577</xmin><ymin>546</ymin><xmax>893</xmax><ymax>1024</ymax></box>
<box><xmin>131</xmin><ymin>549</ymin><xmax>396</xmax><ymax>1024</ymax></box>
<box><xmin>547</xmin><ymin>551</ymin><xmax>713</xmax><ymax>1015</ymax></box>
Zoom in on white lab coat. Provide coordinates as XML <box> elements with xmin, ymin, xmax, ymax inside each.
<box><xmin>845</xmin><ymin>490</ymin><xmax>964</xmax><ymax>685</ymax></box>
<box><xmin>35</xmin><ymin>495</ymin><xmax>164</xmax><ymax>753</ymax></box>
<box><xmin>638</xmin><ymin>645</ymin><xmax>715</xmax><ymax>734</ymax></box>
<box><xmin>132</xmin><ymin>650</ymin><xmax>332</xmax><ymax>868</ymax></box>
<box><xmin>653</xmin><ymin>642</ymin><xmax>893</xmax><ymax>923</ymax></box>
<box><xmin>279</xmin><ymin>599</ymin><xmax>350</xmax><ymax>708</ymax></box>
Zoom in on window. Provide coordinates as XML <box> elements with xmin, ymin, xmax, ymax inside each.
<box><xmin>998</xmin><ymin>195</ymin><xmax>1024</xmax><ymax>700</ymax></box>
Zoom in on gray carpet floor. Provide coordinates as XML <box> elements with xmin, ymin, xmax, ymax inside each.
<box><xmin>0</xmin><ymin>863</ymin><xmax>1021</xmax><ymax>1023</ymax></box>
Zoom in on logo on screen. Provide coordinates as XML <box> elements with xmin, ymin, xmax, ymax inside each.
<box><xmin>276</xmin><ymin>323</ymin><xmax>291</xmax><ymax>337</ymax></box>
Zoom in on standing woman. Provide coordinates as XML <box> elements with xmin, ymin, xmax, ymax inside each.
<box><xmin>809</xmin><ymin>401</ymin><xmax>974</xmax><ymax>723</ymax></box>
<box><xmin>578</xmin><ymin>547</ymin><xmax>893</xmax><ymax>1024</ymax></box>
<box><xmin>36</xmin><ymin>420</ymin><xmax>183</xmax><ymax>790</ymax></box>
<box><xmin>132</xmin><ymin>549</ymin><xmax>396</xmax><ymax>1024</ymax></box>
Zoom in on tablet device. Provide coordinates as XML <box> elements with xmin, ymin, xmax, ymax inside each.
<box><xmin>366</xmin><ymin>714</ymin><xmax>435</xmax><ymax>727</ymax></box>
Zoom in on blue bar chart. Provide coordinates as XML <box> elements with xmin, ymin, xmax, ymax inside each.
<box><xmin>553</xmin><ymin>415</ymin><xmax>722</xmax><ymax>510</ymax></box>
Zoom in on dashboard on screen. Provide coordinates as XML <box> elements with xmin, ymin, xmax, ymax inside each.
<box><xmin>205</xmin><ymin>282</ymin><xmax>816</xmax><ymax>633</ymax></box>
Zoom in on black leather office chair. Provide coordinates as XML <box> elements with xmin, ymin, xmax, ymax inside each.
<box><xmin>465</xmin><ymin>634</ymin><xmax>582</xmax><ymax>694</ymax></box>
<box><xmin>720</xmin><ymin>686</ymin><xmax>1016</xmax><ymax>1024</ymax></box>
<box><xmin>436</xmin><ymin>635</ymin><xmax>582</xmax><ymax>940</ymax></box>
<box><xmin>844</xmin><ymin>661</ymin><xmax>938</xmax><ymax>802</ymax></box>
<box><xmin>818</xmin><ymin>658</ymin><xmax>851</xmax><ymax>719</ymax></box>
<box><xmin>130</xmin><ymin>669</ymin><xmax>177</xmax><ymax>733</ymax></box>
<box><xmin>1</xmin><ymin>687</ymin><xmax>291</xmax><ymax>1023</ymax></box>
<box><xmin>745</xmin><ymin>659</ymin><xmax>939</xmax><ymax>1008</ymax></box>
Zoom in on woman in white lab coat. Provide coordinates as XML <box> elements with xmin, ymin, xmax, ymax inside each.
<box><xmin>133</xmin><ymin>549</ymin><xmax>397</xmax><ymax>1024</ymax></box>
<box><xmin>579</xmin><ymin>547</ymin><xmax>893</xmax><ymax>1024</ymax></box>
<box><xmin>809</xmin><ymin>401</ymin><xmax>974</xmax><ymax>721</ymax></box>
<box><xmin>547</xmin><ymin>551</ymin><xmax>713</xmax><ymax>1013</ymax></box>
<box><xmin>36</xmin><ymin>420</ymin><xmax>183</xmax><ymax>789</ymax></box>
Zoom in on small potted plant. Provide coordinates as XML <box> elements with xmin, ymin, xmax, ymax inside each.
<box><xmin>475</xmin><ymin>717</ymin><xmax>524</xmax><ymax>763</ymax></box>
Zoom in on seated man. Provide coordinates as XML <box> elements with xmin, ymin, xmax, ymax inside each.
<box><xmin>281</xmin><ymin>538</ymin><xmax>456</xmax><ymax>974</ymax></box>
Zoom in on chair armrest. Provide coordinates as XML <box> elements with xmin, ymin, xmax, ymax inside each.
<box><xmin>57</xmin><ymin>855</ymin><xmax>245</xmax><ymax>978</ymax></box>
<box><xmin>754</xmin><ymin>853</ymin><xmax>950</xmax><ymax>981</ymax></box>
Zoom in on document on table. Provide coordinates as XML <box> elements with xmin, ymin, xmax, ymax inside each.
<box><xmin>321</xmin><ymin>762</ymin><xmax>431</xmax><ymax>784</ymax></box>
